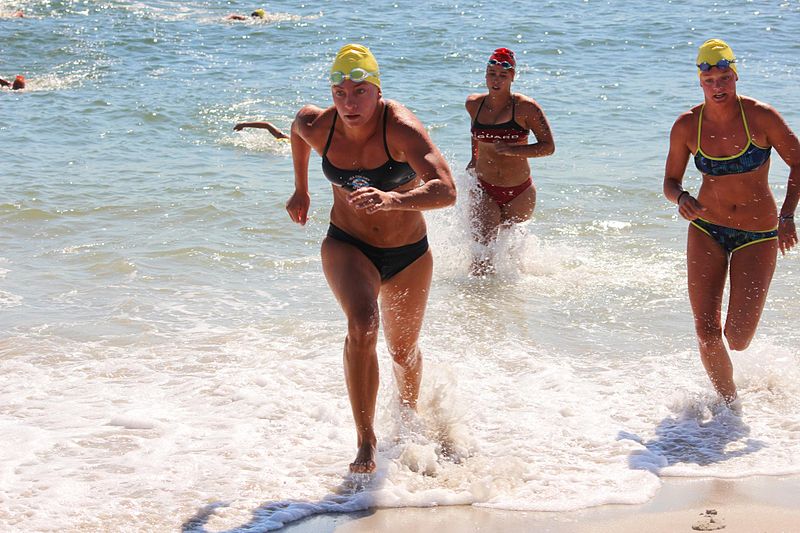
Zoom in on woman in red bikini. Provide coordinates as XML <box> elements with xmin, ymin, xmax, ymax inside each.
<box><xmin>466</xmin><ymin>47</ymin><xmax>555</xmax><ymax>275</ymax></box>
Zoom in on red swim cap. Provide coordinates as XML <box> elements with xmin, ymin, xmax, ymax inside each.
<box><xmin>489</xmin><ymin>48</ymin><xmax>516</xmax><ymax>68</ymax></box>
<box><xmin>12</xmin><ymin>75</ymin><xmax>25</xmax><ymax>89</ymax></box>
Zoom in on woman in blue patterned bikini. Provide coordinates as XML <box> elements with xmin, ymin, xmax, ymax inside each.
<box><xmin>466</xmin><ymin>48</ymin><xmax>555</xmax><ymax>275</ymax></box>
<box><xmin>287</xmin><ymin>44</ymin><xmax>456</xmax><ymax>473</ymax></box>
<box><xmin>664</xmin><ymin>39</ymin><xmax>800</xmax><ymax>405</ymax></box>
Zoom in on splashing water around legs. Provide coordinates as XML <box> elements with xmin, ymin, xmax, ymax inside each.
<box><xmin>468</xmin><ymin>178</ymin><xmax>536</xmax><ymax>276</ymax></box>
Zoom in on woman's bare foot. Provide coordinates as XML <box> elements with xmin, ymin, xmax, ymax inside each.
<box><xmin>349</xmin><ymin>440</ymin><xmax>377</xmax><ymax>473</ymax></box>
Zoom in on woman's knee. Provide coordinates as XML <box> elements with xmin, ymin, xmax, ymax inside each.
<box><xmin>389</xmin><ymin>343</ymin><xmax>421</xmax><ymax>368</ymax></box>
<box><xmin>346</xmin><ymin>305</ymin><xmax>380</xmax><ymax>346</ymax></box>
<box><xmin>694</xmin><ymin>319</ymin><xmax>723</xmax><ymax>347</ymax></box>
<box><xmin>724</xmin><ymin>325</ymin><xmax>753</xmax><ymax>351</ymax></box>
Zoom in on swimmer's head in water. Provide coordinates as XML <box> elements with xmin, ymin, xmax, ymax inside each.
<box><xmin>330</xmin><ymin>44</ymin><xmax>380</xmax><ymax>89</ymax></box>
<box><xmin>696</xmin><ymin>39</ymin><xmax>737</xmax><ymax>77</ymax></box>
<box><xmin>251</xmin><ymin>9</ymin><xmax>266</xmax><ymax>18</ymax></box>
<box><xmin>488</xmin><ymin>47</ymin><xmax>515</xmax><ymax>70</ymax></box>
<box><xmin>12</xmin><ymin>75</ymin><xmax>25</xmax><ymax>90</ymax></box>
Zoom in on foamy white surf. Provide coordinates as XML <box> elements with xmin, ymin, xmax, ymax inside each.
<box><xmin>3</xmin><ymin>216</ymin><xmax>799</xmax><ymax>531</ymax></box>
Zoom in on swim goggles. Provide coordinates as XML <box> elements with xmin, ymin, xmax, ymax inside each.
<box><xmin>697</xmin><ymin>58</ymin><xmax>735</xmax><ymax>71</ymax></box>
<box><xmin>330</xmin><ymin>68</ymin><xmax>379</xmax><ymax>85</ymax></box>
<box><xmin>487</xmin><ymin>59</ymin><xmax>514</xmax><ymax>70</ymax></box>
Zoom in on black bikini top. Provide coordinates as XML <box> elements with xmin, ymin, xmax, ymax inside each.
<box><xmin>471</xmin><ymin>96</ymin><xmax>528</xmax><ymax>143</ymax></box>
<box><xmin>321</xmin><ymin>106</ymin><xmax>417</xmax><ymax>192</ymax></box>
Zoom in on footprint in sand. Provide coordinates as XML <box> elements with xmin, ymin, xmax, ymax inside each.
<box><xmin>692</xmin><ymin>508</ymin><xmax>726</xmax><ymax>531</ymax></box>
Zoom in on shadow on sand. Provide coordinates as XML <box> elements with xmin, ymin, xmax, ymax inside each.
<box><xmin>618</xmin><ymin>400</ymin><xmax>765</xmax><ymax>473</ymax></box>
<box><xmin>181</xmin><ymin>472</ymin><xmax>381</xmax><ymax>533</ymax></box>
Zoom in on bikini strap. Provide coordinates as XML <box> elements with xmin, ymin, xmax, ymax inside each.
<box><xmin>698</xmin><ymin>99</ymin><xmax>755</xmax><ymax>156</ymax></box>
<box><xmin>382</xmin><ymin>105</ymin><xmax>392</xmax><ymax>159</ymax></box>
<box><xmin>511</xmin><ymin>95</ymin><xmax>521</xmax><ymax>127</ymax></box>
<box><xmin>322</xmin><ymin>112</ymin><xmax>338</xmax><ymax>157</ymax></box>
<box><xmin>696</xmin><ymin>103</ymin><xmax>705</xmax><ymax>152</ymax></box>
<box><xmin>473</xmin><ymin>96</ymin><xmax>487</xmax><ymax>126</ymax></box>
<box><xmin>738</xmin><ymin>97</ymin><xmax>752</xmax><ymax>141</ymax></box>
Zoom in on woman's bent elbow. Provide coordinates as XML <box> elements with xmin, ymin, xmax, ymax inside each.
<box><xmin>444</xmin><ymin>183</ymin><xmax>457</xmax><ymax>206</ymax></box>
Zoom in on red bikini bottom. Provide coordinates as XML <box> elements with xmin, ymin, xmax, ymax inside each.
<box><xmin>477</xmin><ymin>177</ymin><xmax>532</xmax><ymax>207</ymax></box>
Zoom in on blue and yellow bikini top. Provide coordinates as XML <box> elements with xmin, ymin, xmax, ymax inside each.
<box><xmin>471</xmin><ymin>96</ymin><xmax>528</xmax><ymax>143</ymax></box>
<box><xmin>694</xmin><ymin>97</ymin><xmax>771</xmax><ymax>176</ymax></box>
<box><xmin>321</xmin><ymin>106</ymin><xmax>417</xmax><ymax>192</ymax></box>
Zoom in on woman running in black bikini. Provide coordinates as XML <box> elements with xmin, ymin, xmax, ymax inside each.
<box><xmin>664</xmin><ymin>39</ymin><xmax>799</xmax><ymax>405</ymax></box>
<box><xmin>465</xmin><ymin>47</ymin><xmax>554</xmax><ymax>275</ymax></box>
<box><xmin>286</xmin><ymin>44</ymin><xmax>456</xmax><ymax>473</ymax></box>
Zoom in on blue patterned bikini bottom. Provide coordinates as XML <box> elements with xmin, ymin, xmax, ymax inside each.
<box><xmin>691</xmin><ymin>218</ymin><xmax>777</xmax><ymax>254</ymax></box>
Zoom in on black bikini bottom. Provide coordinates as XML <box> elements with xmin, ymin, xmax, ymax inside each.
<box><xmin>327</xmin><ymin>224</ymin><xmax>429</xmax><ymax>281</ymax></box>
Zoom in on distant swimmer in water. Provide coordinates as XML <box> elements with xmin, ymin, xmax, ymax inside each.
<box><xmin>286</xmin><ymin>44</ymin><xmax>456</xmax><ymax>473</ymax></box>
<box><xmin>465</xmin><ymin>47</ymin><xmax>554</xmax><ymax>275</ymax></box>
<box><xmin>0</xmin><ymin>75</ymin><xmax>26</xmax><ymax>90</ymax></box>
<box><xmin>233</xmin><ymin>120</ymin><xmax>288</xmax><ymax>140</ymax></box>
<box><xmin>226</xmin><ymin>8</ymin><xmax>266</xmax><ymax>21</ymax></box>
<box><xmin>0</xmin><ymin>10</ymin><xmax>24</xmax><ymax>18</ymax></box>
<box><xmin>663</xmin><ymin>39</ymin><xmax>800</xmax><ymax>405</ymax></box>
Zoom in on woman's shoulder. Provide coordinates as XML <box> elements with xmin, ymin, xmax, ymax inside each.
<box><xmin>294</xmin><ymin>105</ymin><xmax>335</xmax><ymax>131</ymax></box>
<box><xmin>676</xmin><ymin>104</ymin><xmax>703</xmax><ymax>125</ymax></box>
<box><xmin>385</xmin><ymin>99</ymin><xmax>422</xmax><ymax>129</ymax></box>
<box><xmin>293</xmin><ymin>105</ymin><xmax>337</xmax><ymax>147</ymax></box>
<box><xmin>740</xmin><ymin>95</ymin><xmax>779</xmax><ymax>118</ymax></box>
<box><xmin>295</xmin><ymin>104</ymin><xmax>334</xmax><ymax>121</ymax></box>
<box><xmin>740</xmin><ymin>95</ymin><xmax>788</xmax><ymax>138</ymax></box>
<box><xmin>513</xmin><ymin>93</ymin><xmax>544</xmax><ymax>113</ymax></box>
<box><xmin>465</xmin><ymin>92</ymin><xmax>486</xmax><ymax>109</ymax></box>
<box><xmin>668</xmin><ymin>106</ymin><xmax>702</xmax><ymax>140</ymax></box>
<box><xmin>384</xmin><ymin>100</ymin><xmax>431</xmax><ymax>150</ymax></box>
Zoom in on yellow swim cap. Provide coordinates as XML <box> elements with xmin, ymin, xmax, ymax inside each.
<box><xmin>251</xmin><ymin>9</ymin><xmax>266</xmax><ymax>18</ymax></box>
<box><xmin>696</xmin><ymin>38</ymin><xmax>737</xmax><ymax>77</ymax></box>
<box><xmin>330</xmin><ymin>44</ymin><xmax>380</xmax><ymax>89</ymax></box>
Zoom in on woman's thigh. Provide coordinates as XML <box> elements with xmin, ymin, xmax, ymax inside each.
<box><xmin>321</xmin><ymin>237</ymin><xmax>382</xmax><ymax>322</ymax></box>
<box><xmin>725</xmin><ymin>238</ymin><xmax>777</xmax><ymax>340</ymax></box>
<box><xmin>379</xmin><ymin>250</ymin><xmax>433</xmax><ymax>352</ymax></box>
<box><xmin>686</xmin><ymin>225</ymin><xmax>729</xmax><ymax>331</ymax></box>
<box><xmin>501</xmin><ymin>181</ymin><xmax>536</xmax><ymax>223</ymax></box>
<box><xmin>470</xmin><ymin>185</ymin><xmax>502</xmax><ymax>244</ymax></box>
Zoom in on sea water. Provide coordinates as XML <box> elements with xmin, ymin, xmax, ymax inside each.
<box><xmin>1</xmin><ymin>0</ymin><xmax>800</xmax><ymax>530</ymax></box>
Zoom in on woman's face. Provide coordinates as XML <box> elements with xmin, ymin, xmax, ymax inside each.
<box><xmin>485</xmin><ymin>65</ymin><xmax>514</xmax><ymax>93</ymax></box>
<box><xmin>331</xmin><ymin>80</ymin><xmax>381</xmax><ymax>127</ymax></box>
<box><xmin>699</xmin><ymin>67</ymin><xmax>737</xmax><ymax>105</ymax></box>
